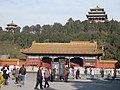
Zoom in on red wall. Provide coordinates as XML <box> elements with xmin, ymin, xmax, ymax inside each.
<box><xmin>0</xmin><ymin>62</ymin><xmax>26</xmax><ymax>67</ymax></box>
<box><xmin>95</xmin><ymin>59</ymin><xmax>115</xmax><ymax>68</ymax></box>
<box><xmin>0</xmin><ymin>59</ymin><xmax>116</xmax><ymax>69</ymax></box>
<box><xmin>26</xmin><ymin>58</ymin><xmax>42</xmax><ymax>66</ymax></box>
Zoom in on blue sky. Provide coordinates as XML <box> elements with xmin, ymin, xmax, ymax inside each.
<box><xmin>0</xmin><ymin>0</ymin><xmax>120</xmax><ymax>29</ymax></box>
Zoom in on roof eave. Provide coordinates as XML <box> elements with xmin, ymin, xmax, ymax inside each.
<box><xmin>21</xmin><ymin>52</ymin><xmax>103</xmax><ymax>55</ymax></box>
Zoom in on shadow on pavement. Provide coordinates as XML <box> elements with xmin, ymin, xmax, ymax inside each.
<box><xmin>67</xmin><ymin>79</ymin><xmax>120</xmax><ymax>90</ymax></box>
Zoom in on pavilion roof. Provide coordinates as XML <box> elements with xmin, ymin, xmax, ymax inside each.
<box><xmin>86</xmin><ymin>14</ymin><xmax>107</xmax><ymax>17</ymax></box>
<box><xmin>7</xmin><ymin>21</ymin><xmax>17</xmax><ymax>26</ymax></box>
<box><xmin>5</xmin><ymin>26</ymin><xmax>17</xmax><ymax>29</ymax></box>
<box><xmin>90</xmin><ymin>6</ymin><xmax>104</xmax><ymax>11</ymax></box>
<box><xmin>21</xmin><ymin>41</ymin><xmax>103</xmax><ymax>55</ymax></box>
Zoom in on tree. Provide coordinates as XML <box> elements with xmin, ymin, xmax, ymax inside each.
<box><xmin>22</xmin><ymin>26</ymin><xmax>30</xmax><ymax>33</ymax></box>
<box><xmin>14</xmin><ymin>27</ymin><xmax>21</xmax><ymax>33</ymax></box>
<box><xmin>52</xmin><ymin>23</ymin><xmax>63</xmax><ymax>33</ymax></box>
<box><xmin>0</xmin><ymin>19</ymin><xmax>120</xmax><ymax>60</ymax></box>
<box><xmin>0</xmin><ymin>27</ymin><xmax>3</xmax><ymax>31</ymax></box>
<box><xmin>35</xmin><ymin>24</ymin><xmax>41</xmax><ymax>33</ymax></box>
<box><xmin>68</xmin><ymin>17</ymin><xmax>74</xmax><ymax>22</ymax></box>
<box><xmin>115</xmin><ymin>60</ymin><xmax>120</xmax><ymax>69</ymax></box>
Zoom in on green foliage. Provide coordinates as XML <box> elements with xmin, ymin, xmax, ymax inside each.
<box><xmin>0</xmin><ymin>18</ymin><xmax>120</xmax><ymax>60</ymax></box>
<box><xmin>0</xmin><ymin>42</ymin><xmax>24</xmax><ymax>58</ymax></box>
<box><xmin>0</xmin><ymin>27</ymin><xmax>3</xmax><ymax>31</ymax></box>
<box><xmin>115</xmin><ymin>60</ymin><xmax>120</xmax><ymax>69</ymax></box>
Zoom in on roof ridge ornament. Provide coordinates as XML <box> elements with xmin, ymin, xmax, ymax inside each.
<box><xmin>96</xmin><ymin>6</ymin><xmax>99</xmax><ymax>8</ymax></box>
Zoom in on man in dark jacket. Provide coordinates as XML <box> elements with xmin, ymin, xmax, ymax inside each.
<box><xmin>34</xmin><ymin>66</ymin><xmax>43</xmax><ymax>90</ymax></box>
<box><xmin>19</xmin><ymin>64</ymin><xmax>26</xmax><ymax>85</ymax></box>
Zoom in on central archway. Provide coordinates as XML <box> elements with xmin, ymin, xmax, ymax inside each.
<box><xmin>42</xmin><ymin>57</ymin><xmax>52</xmax><ymax>67</ymax></box>
<box><xmin>70</xmin><ymin>58</ymin><xmax>83</xmax><ymax>67</ymax></box>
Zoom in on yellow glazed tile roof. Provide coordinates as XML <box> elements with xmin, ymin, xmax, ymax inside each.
<box><xmin>21</xmin><ymin>41</ymin><xmax>103</xmax><ymax>55</ymax></box>
<box><xmin>100</xmin><ymin>60</ymin><xmax>117</xmax><ymax>63</ymax></box>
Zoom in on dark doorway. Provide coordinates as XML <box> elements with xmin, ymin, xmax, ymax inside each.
<box><xmin>70</xmin><ymin>58</ymin><xmax>83</xmax><ymax>67</ymax></box>
<box><xmin>42</xmin><ymin>57</ymin><xmax>52</xmax><ymax>67</ymax></box>
<box><xmin>54</xmin><ymin>58</ymin><xmax>68</xmax><ymax>65</ymax></box>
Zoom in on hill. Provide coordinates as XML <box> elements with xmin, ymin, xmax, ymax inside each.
<box><xmin>0</xmin><ymin>19</ymin><xmax>120</xmax><ymax>60</ymax></box>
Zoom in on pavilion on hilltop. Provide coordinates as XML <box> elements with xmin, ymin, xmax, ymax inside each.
<box><xmin>86</xmin><ymin>6</ymin><xmax>108</xmax><ymax>23</ymax></box>
<box><xmin>5</xmin><ymin>21</ymin><xmax>18</xmax><ymax>33</ymax></box>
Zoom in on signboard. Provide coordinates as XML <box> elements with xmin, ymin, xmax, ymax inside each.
<box><xmin>52</xmin><ymin>62</ymin><xmax>64</xmax><ymax>77</ymax></box>
<box><xmin>59</xmin><ymin>62</ymin><xmax>64</xmax><ymax>76</ymax></box>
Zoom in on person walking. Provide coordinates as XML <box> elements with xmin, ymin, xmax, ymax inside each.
<box><xmin>50</xmin><ymin>68</ymin><xmax>56</xmax><ymax>82</ymax></box>
<box><xmin>15</xmin><ymin>68</ymin><xmax>19</xmax><ymax>84</ymax></box>
<box><xmin>72</xmin><ymin>67</ymin><xmax>74</xmax><ymax>79</ymax></box>
<box><xmin>76</xmin><ymin>69</ymin><xmax>81</xmax><ymax>79</ymax></box>
<box><xmin>65</xmin><ymin>67</ymin><xmax>70</xmax><ymax>82</ymax></box>
<box><xmin>84</xmin><ymin>67</ymin><xmax>88</xmax><ymax>79</ymax></box>
<box><xmin>19</xmin><ymin>64</ymin><xmax>26</xmax><ymax>85</ymax></box>
<box><xmin>100</xmin><ymin>68</ymin><xmax>104</xmax><ymax>78</ymax></box>
<box><xmin>2</xmin><ymin>67</ymin><xmax>10</xmax><ymax>85</ymax></box>
<box><xmin>90</xmin><ymin>67</ymin><xmax>92</xmax><ymax>76</ymax></box>
<box><xmin>34</xmin><ymin>66</ymin><xmax>43</xmax><ymax>90</ymax></box>
<box><xmin>11</xmin><ymin>67</ymin><xmax>16</xmax><ymax>80</ymax></box>
<box><xmin>44</xmin><ymin>68</ymin><xmax>50</xmax><ymax>88</ymax></box>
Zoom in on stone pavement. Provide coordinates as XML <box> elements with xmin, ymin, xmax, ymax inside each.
<box><xmin>1</xmin><ymin>73</ymin><xmax>120</xmax><ymax>90</ymax></box>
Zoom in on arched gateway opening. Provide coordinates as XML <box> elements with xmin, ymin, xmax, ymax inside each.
<box><xmin>42</xmin><ymin>57</ymin><xmax>69</xmax><ymax>67</ymax></box>
<box><xmin>41</xmin><ymin>57</ymin><xmax>83</xmax><ymax>68</ymax></box>
<box><xmin>42</xmin><ymin>57</ymin><xmax>52</xmax><ymax>67</ymax></box>
<box><xmin>70</xmin><ymin>58</ymin><xmax>83</xmax><ymax>67</ymax></box>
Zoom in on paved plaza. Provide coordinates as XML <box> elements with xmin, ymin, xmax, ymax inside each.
<box><xmin>1</xmin><ymin>73</ymin><xmax>120</xmax><ymax>90</ymax></box>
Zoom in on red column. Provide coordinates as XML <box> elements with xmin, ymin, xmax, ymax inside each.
<box><xmin>95</xmin><ymin>59</ymin><xmax>99</xmax><ymax>68</ymax></box>
<box><xmin>64</xmin><ymin>62</ymin><xmax>66</xmax><ymax>81</ymax></box>
<box><xmin>83</xmin><ymin>58</ymin><xmax>86</xmax><ymax>67</ymax></box>
<box><xmin>25</xmin><ymin>58</ymin><xmax>29</xmax><ymax>66</ymax></box>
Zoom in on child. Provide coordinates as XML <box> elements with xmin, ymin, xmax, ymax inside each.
<box><xmin>2</xmin><ymin>67</ymin><xmax>10</xmax><ymax>85</ymax></box>
<box><xmin>11</xmin><ymin>68</ymin><xmax>16</xmax><ymax>80</ymax></box>
<box><xmin>17</xmin><ymin>74</ymin><xmax>22</xmax><ymax>87</ymax></box>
